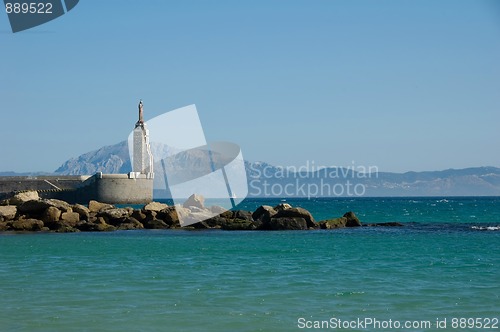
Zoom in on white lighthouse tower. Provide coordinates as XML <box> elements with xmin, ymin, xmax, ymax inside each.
<box><xmin>132</xmin><ymin>100</ymin><xmax>154</xmax><ymax>178</ymax></box>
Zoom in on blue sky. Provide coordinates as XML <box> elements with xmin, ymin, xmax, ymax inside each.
<box><xmin>1</xmin><ymin>0</ymin><xmax>499</xmax><ymax>173</ymax></box>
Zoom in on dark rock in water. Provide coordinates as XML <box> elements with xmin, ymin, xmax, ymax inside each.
<box><xmin>183</xmin><ymin>194</ymin><xmax>205</xmax><ymax>209</ymax></box>
<box><xmin>343</xmin><ymin>211</ymin><xmax>362</xmax><ymax>227</ymax></box>
<box><xmin>252</xmin><ymin>205</ymin><xmax>277</xmax><ymax>224</ymax></box>
<box><xmin>142</xmin><ymin>210</ymin><xmax>157</xmax><ymax>222</ymax></box>
<box><xmin>55</xmin><ymin>225</ymin><xmax>80</xmax><ymax>233</ymax></box>
<box><xmin>143</xmin><ymin>218</ymin><xmax>169</xmax><ymax>229</ymax></box>
<box><xmin>364</xmin><ymin>222</ymin><xmax>404</xmax><ymax>227</ymax></box>
<box><xmin>157</xmin><ymin>206</ymin><xmax>180</xmax><ymax>227</ymax></box>
<box><xmin>192</xmin><ymin>221</ymin><xmax>211</xmax><ymax>229</ymax></box>
<box><xmin>0</xmin><ymin>221</ymin><xmax>9</xmax><ymax>231</ymax></box>
<box><xmin>234</xmin><ymin>210</ymin><xmax>253</xmax><ymax>221</ymax></box>
<box><xmin>221</xmin><ymin>218</ymin><xmax>257</xmax><ymax>230</ymax></box>
<box><xmin>266</xmin><ymin>217</ymin><xmax>308</xmax><ymax>230</ymax></box>
<box><xmin>319</xmin><ymin>217</ymin><xmax>348</xmax><ymax>229</ymax></box>
<box><xmin>18</xmin><ymin>200</ymin><xmax>51</xmax><ymax>215</ymax></box>
<box><xmin>77</xmin><ymin>220</ymin><xmax>116</xmax><ymax>232</ymax></box>
<box><xmin>42</xmin><ymin>206</ymin><xmax>62</xmax><ymax>224</ymax></box>
<box><xmin>273</xmin><ymin>207</ymin><xmax>317</xmax><ymax>229</ymax></box>
<box><xmin>88</xmin><ymin>200</ymin><xmax>114</xmax><ymax>213</ymax></box>
<box><xmin>219</xmin><ymin>210</ymin><xmax>234</xmax><ymax>219</ymax></box>
<box><xmin>10</xmin><ymin>219</ymin><xmax>44</xmax><ymax>231</ymax></box>
<box><xmin>117</xmin><ymin>217</ymin><xmax>144</xmax><ymax>230</ymax></box>
<box><xmin>205</xmin><ymin>216</ymin><xmax>225</xmax><ymax>228</ymax></box>
<box><xmin>131</xmin><ymin>209</ymin><xmax>147</xmax><ymax>222</ymax></box>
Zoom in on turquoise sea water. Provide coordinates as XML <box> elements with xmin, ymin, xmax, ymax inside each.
<box><xmin>1</xmin><ymin>197</ymin><xmax>499</xmax><ymax>331</ymax></box>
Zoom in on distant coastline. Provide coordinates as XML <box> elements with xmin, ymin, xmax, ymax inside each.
<box><xmin>3</xmin><ymin>164</ymin><xmax>500</xmax><ymax>197</ymax></box>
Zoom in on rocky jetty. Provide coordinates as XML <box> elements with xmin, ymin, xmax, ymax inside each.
<box><xmin>0</xmin><ymin>191</ymin><xmax>403</xmax><ymax>232</ymax></box>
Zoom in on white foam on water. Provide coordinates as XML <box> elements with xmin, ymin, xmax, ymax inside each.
<box><xmin>471</xmin><ymin>226</ymin><xmax>500</xmax><ymax>231</ymax></box>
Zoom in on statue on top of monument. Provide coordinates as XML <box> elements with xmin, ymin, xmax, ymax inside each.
<box><xmin>138</xmin><ymin>100</ymin><xmax>144</xmax><ymax>124</ymax></box>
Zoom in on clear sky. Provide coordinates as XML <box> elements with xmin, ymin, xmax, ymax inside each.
<box><xmin>1</xmin><ymin>0</ymin><xmax>499</xmax><ymax>173</ymax></box>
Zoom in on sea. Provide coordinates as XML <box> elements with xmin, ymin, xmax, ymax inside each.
<box><xmin>1</xmin><ymin>197</ymin><xmax>499</xmax><ymax>331</ymax></box>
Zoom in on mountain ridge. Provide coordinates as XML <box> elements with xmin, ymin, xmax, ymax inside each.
<box><xmin>2</xmin><ymin>141</ymin><xmax>500</xmax><ymax>197</ymax></box>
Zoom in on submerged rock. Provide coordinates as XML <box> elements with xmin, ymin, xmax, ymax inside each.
<box><xmin>273</xmin><ymin>207</ymin><xmax>317</xmax><ymax>229</ymax></box>
<box><xmin>364</xmin><ymin>222</ymin><xmax>404</xmax><ymax>227</ymax></box>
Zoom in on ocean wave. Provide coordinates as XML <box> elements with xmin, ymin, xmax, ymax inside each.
<box><xmin>471</xmin><ymin>226</ymin><xmax>500</xmax><ymax>231</ymax></box>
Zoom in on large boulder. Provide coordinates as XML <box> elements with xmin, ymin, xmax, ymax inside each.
<box><xmin>18</xmin><ymin>200</ymin><xmax>51</xmax><ymax>215</ymax></box>
<box><xmin>43</xmin><ymin>206</ymin><xmax>62</xmax><ymax>223</ymax></box>
<box><xmin>10</xmin><ymin>219</ymin><xmax>44</xmax><ymax>231</ymax></box>
<box><xmin>205</xmin><ymin>216</ymin><xmax>225</xmax><ymax>228</ymax></box>
<box><xmin>8</xmin><ymin>191</ymin><xmax>39</xmax><ymax>205</ymax></box>
<box><xmin>234</xmin><ymin>210</ymin><xmax>253</xmax><ymax>221</ymax></box>
<box><xmin>252</xmin><ymin>205</ymin><xmax>277</xmax><ymax>224</ymax></box>
<box><xmin>343</xmin><ymin>211</ymin><xmax>362</xmax><ymax>227</ymax></box>
<box><xmin>72</xmin><ymin>204</ymin><xmax>90</xmax><ymax>220</ymax></box>
<box><xmin>45</xmin><ymin>199</ymin><xmax>72</xmax><ymax>212</ymax></box>
<box><xmin>319</xmin><ymin>217</ymin><xmax>347</xmax><ymax>229</ymax></box>
<box><xmin>143</xmin><ymin>202</ymin><xmax>169</xmax><ymax>212</ymax></box>
<box><xmin>60</xmin><ymin>212</ymin><xmax>80</xmax><ymax>226</ymax></box>
<box><xmin>273</xmin><ymin>207</ymin><xmax>317</xmax><ymax>228</ymax></box>
<box><xmin>131</xmin><ymin>209</ymin><xmax>147</xmax><ymax>222</ymax></box>
<box><xmin>156</xmin><ymin>206</ymin><xmax>181</xmax><ymax>227</ymax></box>
<box><xmin>183</xmin><ymin>194</ymin><xmax>205</xmax><ymax>209</ymax></box>
<box><xmin>266</xmin><ymin>217</ymin><xmax>308</xmax><ymax>230</ymax></box>
<box><xmin>0</xmin><ymin>206</ymin><xmax>17</xmax><ymax>221</ymax></box>
<box><xmin>88</xmin><ymin>200</ymin><xmax>114</xmax><ymax>213</ymax></box>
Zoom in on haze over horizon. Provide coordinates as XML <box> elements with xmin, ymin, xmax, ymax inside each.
<box><xmin>1</xmin><ymin>1</ymin><xmax>499</xmax><ymax>173</ymax></box>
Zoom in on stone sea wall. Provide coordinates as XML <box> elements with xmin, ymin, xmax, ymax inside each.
<box><xmin>0</xmin><ymin>191</ymin><xmax>402</xmax><ymax>232</ymax></box>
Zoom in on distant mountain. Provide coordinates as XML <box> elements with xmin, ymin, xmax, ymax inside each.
<box><xmin>13</xmin><ymin>141</ymin><xmax>495</xmax><ymax>197</ymax></box>
<box><xmin>0</xmin><ymin>171</ymin><xmax>54</xmax><ymax>177</ymax></box>
<box><xmin>55</xmin><ymin>141</ymin><xmax>131</xmax><ymax>175</ymax></box>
